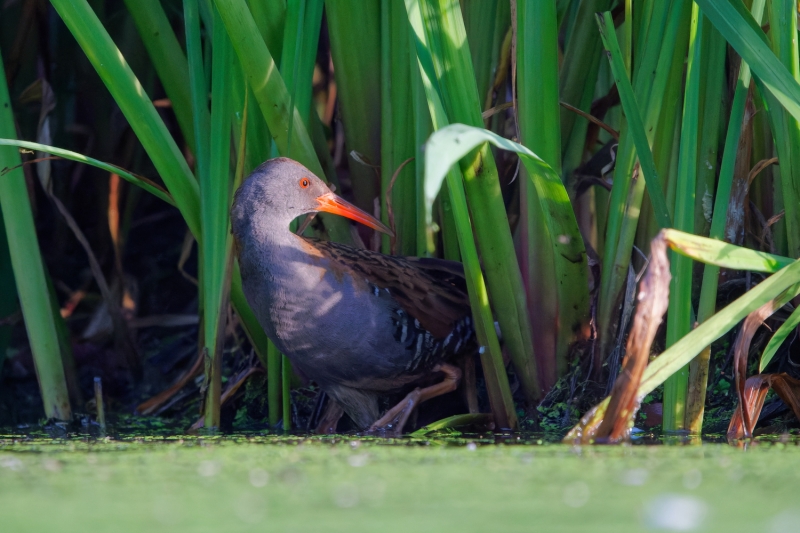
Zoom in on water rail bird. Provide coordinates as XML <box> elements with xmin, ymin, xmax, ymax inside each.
<box><xmin>231</xmin><ymin>158</ymin><xmax>479</xmax><ymax>435</ymax></box>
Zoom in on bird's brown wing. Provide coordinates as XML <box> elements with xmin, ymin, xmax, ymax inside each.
<box><xmin>302</xmin><ymin>238</ymin><xmax>471</xmax><ymax>339</ymax></box>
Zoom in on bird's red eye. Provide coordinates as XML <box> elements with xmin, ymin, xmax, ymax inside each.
<box><xmin>299</xmin><ymin>177</ymin><xmax>310</xmax><ymax>189</ymax></box>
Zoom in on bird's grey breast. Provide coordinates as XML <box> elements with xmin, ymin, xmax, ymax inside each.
<box><xmin>238</xmin><ymin>240</ymin><xmax>410</xmax><ymax>386</ymax></box>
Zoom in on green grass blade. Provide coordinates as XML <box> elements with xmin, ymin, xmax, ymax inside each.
<box><xmin>762</xmin><ymin>0</ymin><xmax>800</xmax><ymax>259</ymax></box>
<box><xmin>634</xmin><ymin>0</ymin><xmax>656</xmax><ymax>71</ymax></box>
<box><xmin>517</xmin><ymin>0</ymin><xmax>560</xmax><ymax>173</ymax></box>
<box><xmin>184</xmin><ymin>0</ymin><xmax>212</xmax><ymax>185</ymax></box>
<box><xmin>0</xmin><ymin>50</ymin><xmax>71</xmax><ymax>420</ymax></box>
<box><xmin>409</xmin><ymin>0</ymin><xmax>540</xmax><ymax>411</ymax></box>
<box><xmin>596</xmin><ymin>0</ymin><xmax>688</xmax><ymax>365</ymax></box>
<box><xmin>639</xmin><ymin>260</ymin><xmax>800</xmax><ymax>397</ymax></box>
<box><xmin>227</xmin><ymin>85</ymin><xmax>274</xmax><ymax>394</ymax></box>
<box><xmin>693</xmin><ymin>24</ymin><xmax>726</xmax><ymax>240</ymax></box>
<box><xmin>46</xmin><ymin>273</ymin><xmax>82</xmax><ymax>409</ymax></box>
<box><xmin>49</xmin><ymin>0</ymin><xmax>275</xmax><ymax>389</ymax></box>
<box><xmin>559</xmin><ymin>0</ymin><xmax>613</xmax><ymax>160</ymax></box>
<box><xmin>664</xmin><ymin>229</ymin><xmax>793</xmax><ymax>272</ymax></box>
<box><xmin>487</xmin><ymin>0</ymin><xmax>510</xmax><ymax>120</ymax></box>
<box><xmin>686</xmin><ymin>0</ymin><xmax>767</xmax><ymax>433</ymax></box>
<box><xmin>622</xmin><ymin>0</ymin><xmax>632</xmax><ymax>76</ymax></box>
<box><xmin>436</xmin><ymin>183</ymin><xmax>461</xmax><ymax>261</ymax></box>
<box><xmin>409</xmin><ymin>413</ymin><xmax>493</xmax><ymax>437</ymax></box>
<box><xmin>438</xmin><ymin>166</ymin><xmax>517</xmax><ymax>430</ymax></box>
<box><xmin>380</xmin><ymin>0</ymin><xmax>419</xmax><ymax>255</ymax></box>
<box><xmin>663</xmin><ymin>3</ymin><xmax>704</xmax><ymax>432</ymax></box>
<box><xmin>273</xmin><ymin>0</ymin><xmax>309</xmax><ymax>422</ymax></box>
<box><xmin>229</xmin><ymin>62</ymin><xmax>272</xmax><ymax>176</ymax></box>
<box><xmin>461</xmin><ymin>0</ymin><xmax>500</xmax><ymax>105</ymax></box>
<box><xmin>275</xmin><ymin>0</ymin><xmax>324</xmax><ymax>431</ymax></box>
<box><xmin>517</xmin><ymin>0</ymin><xmax>573</xmax><ymax>387</ymax></box>
<box><xmin>49</xmin><ymin>0</ymin><xmax>200</xmax><ymax>236</ymax></box>
<box><xmin>0</xmin><ymin>139</ymin><xmax>175</xmax><ymax>206</ymax></box>
<box><xmin>406</xmin><ymin>0</ymin><xmax>518</xmax><ymax>428</ymax></box>
<box><xmin>202</xmin><ymin>5</ymin><xmax>236</xmax><ymax>429</ymax></box>
<box><xmin>596</xmin><ymin>11</ymin><xmax>672</xmax><ymax>230</ymax></box>
<box><xmin>580</xmin><ymin>256</ymin><xmax>800</xmax><ymax>435</ymax></box>
<box><xmin>247</xmin><ymin>0</ymin><xmax>286</xmax><ymax>61</ymax></box>
<box><xmin>638</xmin><ymin>6</ymin><xmax>693</xmax><ymax>249</ymax></box>
<box><xmin>411</xmin><ymin>33</ymin><xmax>433</xmax><ymax>258</ymax></box>
<box><xmin>461</xmin><ymin>0</ymin><xmax>504</xmax><ymax>111</ymax></box>
<box><xmin>228</xmin><ymin>61</ymin><xmax>277</xmax><ymax>388</ymax></box>
<box><xmin>424</xmin><ymin>125</ymin><xmax>588</xmax><ymax>315</ymax></box>
<box><xmin>760</xmin><ymin>303</ymin><xmax>800</xmax><ymax>372</ymax></box>
<box><xmin>212</xmin><ymin>0</ymin><xmax>352</xmax><ymax>243</ymax></box>
<box><xmin>276</xmin><ymin>0</ymin><xmax>312</xmax><ymax>431</ymax></box>
<box><xmin>280</xmin><ymin>0</ymin><xmax>323</xmax><ymax>130</ymax></box>
<box><xmin>214</xmin><ymin>0</ymin><xmax>311</xmax><ymax>166</ymax></box>
<box><xmin>228</xmin><ymin>68</ymin><xmax>281</xmax><ymax>423</ymax></box>
<box><xmin>122</xmin><ymin>0</ymin><xmax>196</xmax><ymax>152</ymax></box>
<box><xmin>325</xmin><ymin>0</ymin><xmax>382</xmax><ymax>213</ymax></box>
<box><xmin>695</xmin><ymin>0</ymin><xmax>800</xmax><ymax>124</ymax></box>
<box><xmin>381</xmin><ymin>0</ymin><xmax>394</xmax><ymax>254</ymax></box>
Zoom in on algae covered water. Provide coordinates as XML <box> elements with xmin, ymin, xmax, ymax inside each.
<box><xmin>1</xmin><ymin>434</ymin><xmax>799</xmax><ymax>532</ymax></box>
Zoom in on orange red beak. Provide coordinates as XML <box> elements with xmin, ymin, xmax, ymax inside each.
<box><xmin>315</xmin><ymin>192</ymin><xmax>394</xmax><ymax>236</ymax></box>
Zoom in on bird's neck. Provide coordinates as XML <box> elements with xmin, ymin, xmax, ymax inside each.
<box><xmin>243</xmin><ymin>217</ymin><xmax>306</xmax><ymax>261</ymax></box>
<box><xmin>234</xmin><ymin>211</ymin><xmax>329</xmax><ymax>289</ymax></box>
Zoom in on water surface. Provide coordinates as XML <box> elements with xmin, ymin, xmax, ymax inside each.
<box><xmin>1</xmin><ymin>433</ymin><xmax>798</xmax><ymax>532</ymax></box>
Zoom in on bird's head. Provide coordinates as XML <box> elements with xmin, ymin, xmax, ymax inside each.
<box><xmin>231</xmin><ymin>157</ymin><xmax>392</xmax><ymax>236</ymax></box>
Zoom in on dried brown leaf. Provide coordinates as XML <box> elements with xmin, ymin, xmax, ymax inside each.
<box><xmin>566</xmin><ymin>232</ymin><xmax>671</xmax><ymax>444</ymax></box>
<box><xmin>728</xmin><ymin>373</ymin><xmax>800</xmax><ymax>441</ymax></box>
<box><xmin>190</xmin><ymin>365</ymin><xmax>264</xmax><ymax>431</ymax></box>
<box><xmin>731</xmin><ymin>286</ymin><xmax>799</xmax><ymax>438</ymax></box>
<box><xmin>135</xmin><ymin>350</ymin><xmax>204</xmax><ymax>416</ymax></box>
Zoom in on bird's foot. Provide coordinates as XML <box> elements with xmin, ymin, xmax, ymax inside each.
<box><xmin>367</xmin><ymin>364</ymin><xmax>463</xmax><ymax>437</ymax></box>
<box><xmin>368</xmin><ymin>389</ymin><xmax>422</xmax><ymax>437</ymax></box>
<box><xmin>370</xmin><ymin>364</ymin><xmax>464</xmax><ymax>436</ymax></box>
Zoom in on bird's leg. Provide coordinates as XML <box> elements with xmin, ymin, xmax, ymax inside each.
<box><xmin>369</xmin><ymin>390</ymin><xmax>421</xmax><ymax>436</ymax></box>
<box><xmin>315</xmin><ymin>399</ymin><xmax>345</xmax><ymax>434</ymax></box>
<box><xmin>369</xmin><ymin>364</ymin><xmax>462</xmax><ymax>436</ymax></box>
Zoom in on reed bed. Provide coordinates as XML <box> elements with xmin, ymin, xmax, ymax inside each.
<box><xmin>1</xmin><ymin>0</ymin><xmax>800</xmax><ymax>438</ymax></box>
